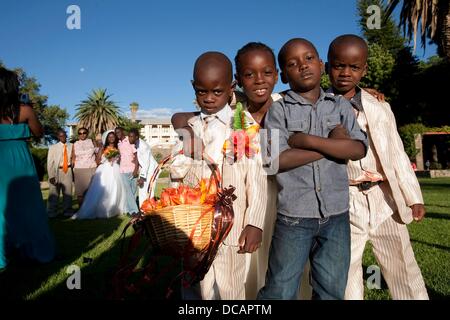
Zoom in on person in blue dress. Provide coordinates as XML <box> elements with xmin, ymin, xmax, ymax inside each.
<box><xmin>0</xmin><ymin>67</ymin><xmax>55</xmax><ymax>270</ymax></box>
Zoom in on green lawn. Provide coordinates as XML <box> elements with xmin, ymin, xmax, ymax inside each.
<box><xmin>363</xmin><ymin>178</ymin><xmax>450</xmax><ymax>300</ymax></box>
<box><xmin>0</xmin><ymin>178</ymin><xmax>448</xmax><ymax>300</ymax></box>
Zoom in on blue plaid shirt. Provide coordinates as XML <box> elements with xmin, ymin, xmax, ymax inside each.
<box><xmin>264</xmin><ymin>89</ymin><xmax>368</xmax><ymax>218</ymax></box>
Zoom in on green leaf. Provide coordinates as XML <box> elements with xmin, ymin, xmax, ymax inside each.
<box><xmin>233</xmin><ymin>102</ymin><xmax>244</xmax><ymax>130</ymax></box>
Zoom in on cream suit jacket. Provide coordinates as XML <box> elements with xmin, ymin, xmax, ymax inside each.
<box><xmin>47</xmin><ymin>141</ymin><xmax>73</xmax><ymax>182</ymax></box>
<box><xmin>359</xmin><ymin>90</ymin><xmax>423</xmax><ymax>224</ymax></box>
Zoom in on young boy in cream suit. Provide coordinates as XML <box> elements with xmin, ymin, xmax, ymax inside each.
<box><xmin>326</xmin><ymin>34</ymin><xmax>428</xmax><ymax>299</ymax></box>
<box><xmin>171</xmin><ymin>51</ymin><xmax>267</xmax><ymax>300</ymax></box>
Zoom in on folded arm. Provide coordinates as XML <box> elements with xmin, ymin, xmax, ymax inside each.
<box><xmin>287</xmin><ymin>132</ymin><xmax>366</xmax><ymax>161</ymax></box>
<box><xmin>278</xmin><ymin>148</ymin><xmax>323</xmax><ymax>172</ymax></box>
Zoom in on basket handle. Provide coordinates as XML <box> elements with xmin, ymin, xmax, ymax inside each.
<box><xmin>146</xmin><ymin>151</ymin><xmax>223</xmax><ymax>200</ymax></box>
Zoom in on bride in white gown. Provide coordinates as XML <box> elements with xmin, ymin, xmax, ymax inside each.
<box><xmin>72</xmin><ymin>130</ymin><xmax>138</xmax><ymax>219</ymax></box>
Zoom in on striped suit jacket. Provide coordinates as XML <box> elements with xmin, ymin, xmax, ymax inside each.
<box><xmin>360</xmin><ymin>90</ymin><xmax>423</xmax><ymax>224</ymax></box>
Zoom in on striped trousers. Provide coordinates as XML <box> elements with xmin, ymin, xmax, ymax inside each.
<box><xmin>200</xmin><ymin>244</ymin><xmax>247</xmax><ymax>300</ymax></box>
<box><xmin>345</xmin><ymin>188</ymin><xmax>429</xmax><ymax>300</ymax></box>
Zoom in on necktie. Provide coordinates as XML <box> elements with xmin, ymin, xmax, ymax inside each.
<box><xmin>203</xmin><ymin>115</ymin><xmax>217</xmax><ymax>146</ymax></box>
<box><xmin>63</xmin><ymin>144</ymin><xmax>69</xmax><ymax>173</ymax></box>
<box><xmin>203</xmin><ymin>115</ymin><xmax>227</xmax><ymax>165</ymax></box>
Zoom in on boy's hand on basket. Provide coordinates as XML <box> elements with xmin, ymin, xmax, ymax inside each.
<box><xmin>137</xmin><ymin>178</ymin><xmax>145</xmax><ymax>188</ymax></box>
<box><xmin>238</xmin><ymin>225</ymin><xmax>262</xmax><ymax>254</ymax></box>
<box><xmin>179</xmin><ymin>126</ymin><xmax>204</xmax><ymax>160</ymax></box>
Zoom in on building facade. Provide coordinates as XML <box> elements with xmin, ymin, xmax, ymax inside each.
<box><xmin>138</xmin><ymin>118</ymin><xmax>178</xmax><ymax>148</ymax></box>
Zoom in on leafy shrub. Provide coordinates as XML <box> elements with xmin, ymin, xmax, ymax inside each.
<box><xmin>30</xmin><ymin>147</ymin><xmax>48</xmax><ymax>181</ymax></box>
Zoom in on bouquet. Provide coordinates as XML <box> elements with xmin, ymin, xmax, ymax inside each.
<box><xmin>140</xmin><ymin>178</ymin><xmax>219</xmax><ymax>213</ymax></box>
<box><xmin>222</xmin><ymin>102</ymin><xmax>260</xmax><ymax>161</ymax></box>
<box><xmin>103</xmin><ymin>146</ymin><xmax>120</xmax><ymax>160</ymax></box>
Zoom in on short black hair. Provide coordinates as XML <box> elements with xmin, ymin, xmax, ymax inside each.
<box><xmin>193</xmin><ymin>52</ymin><xmax>233</xmax><ymax>83</ymax></box>
<box><xmin>234</xmin><ymin>42</ymin><xmax>277</xmax><ymax>75</ymax></box>
<box><xmin>328</xmin><ymin>34</ymin><xmax>368</xmax><ymax>63</ymax></box>
<box><xmin>56</xmin><ymin>128</ymin><xmax>67</xmax><ymax>136</ymax></box>
<box><xmin>278</xmin><ymin>38</ymin><xmax>319</xmax><ymax>70</ymax></box>
<box><xmin>105</xmin><ymin>131</ymin><xmax>119</xmax><ymax>148</ymax></box>
<box><xmin>128</xmin><ymin>128</ymin><xmax>140</xmax><ymax>136</ymax></box>
<box><xmin>115</xmin><ymin>126</ymin><xmax>124</xmax><ymax>131</ymax></box>
<box><xmin>0</xmin><ymin>67</ymin><xmax>20</xmax><ymax>123</ymax></box>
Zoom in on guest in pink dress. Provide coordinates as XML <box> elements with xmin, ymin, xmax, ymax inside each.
<box><xmin>72</xmin><ymin>127</ymin><xmax>97</xmax><ymax>207</ymax></box>
<box><xmin>115</xmin><ymin>127</ymin><xmax>139</xmax><ymax>201</ymax></box>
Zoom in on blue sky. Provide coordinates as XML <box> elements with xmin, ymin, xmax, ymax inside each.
<box><xmin>0</xmin><ymin>0</ymin><xmax>437</xmax><ymax>121</ymax></box>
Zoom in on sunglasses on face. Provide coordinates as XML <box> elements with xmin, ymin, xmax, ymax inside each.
<box><xmin>78</xmin><ymin>131</ymin><xmax>88</xmax><ymax>135</ymax></box>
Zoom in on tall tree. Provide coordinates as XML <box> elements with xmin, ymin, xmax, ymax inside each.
<box><xmin>358</xmin><ymin>0</ymin><xmax>420</xmax><ymax>125</ymax></box>
<box><xmin>386</xmin><ymin>0</ymin><xmax>450</xmax><ymax>59</ymax></box>
<box><xmin>359</xmin><ymin>43</ymin><xmax>396</xmax><ymax>90</ymax></box>
<box><xmin>358</xmin><ymin>0</ymin><xmax>449</xmax><ymax>126</ymax></box>
<box><xmin>129</xmin><ymin>102</ymin><xmax>139</xmax><ymax>123</ymax></box>
<box><xmin>118</xmin><ymin>115</ymin><xmax>144</xmax><ymax>136</ymax></box>
<box><xmin>1</xmin><ymin>60</ymin><xmax>69</xmax><ymax>142</ymax></box>
<box><xmin>41</xmin><ymin>105</ymin><xmax>70</xmax><ymax>140</ymax></box>
<box><xmin>359</xmin><ymin>0</ymin><xmax>406</xmax><ymax>54</ymax></box>
<box><xmin>75</xmin><ymin>88</ymin><xmax>121</xmax><ymax>137</ymax></box>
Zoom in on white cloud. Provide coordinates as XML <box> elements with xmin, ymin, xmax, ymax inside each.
<box><xmin>124</xmin><ymin>107</ymin><xmax>184</xmax><ymax>119</ymax></box>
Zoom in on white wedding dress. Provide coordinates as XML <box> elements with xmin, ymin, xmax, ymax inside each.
<box><xmin>72</xmin><ymin>155</ymin><xmax>138</xmax><ymax>219</ymax></box>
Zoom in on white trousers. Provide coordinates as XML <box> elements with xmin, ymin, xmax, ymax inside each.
<box><xmin>345</xmin><ymin>189</ymin><xmax>429</xmax><ymax>300</ymax></box>
<box><xmin>200</xmin><ymin>244</ymin><xmax>247</xmax><ymax>300</ymax></box>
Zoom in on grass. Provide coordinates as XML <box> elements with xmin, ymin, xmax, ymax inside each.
<box><xmin>0</xmin><ymin>178</ymin><xmax>448</xmax><ymax>300</ymax></box>
<box><xmin>363</xmin><ymin>178</ymin><xmax>450</xmax><ymax>300</ymax></box>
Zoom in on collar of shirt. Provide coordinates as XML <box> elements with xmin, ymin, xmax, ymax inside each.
<box><xmin>349</xmin><ymin>88</ymin><xmax>363</xmax><ymax>111</ymax></box>
<box><xmin>284</xmin><ymin>88</ymin><xmax>335</xmax><ymax>106</ymax></box>
<box><xmin>326</xmin><ymin>87</ymin><xmax>364</xmax><ymax>112</ymax></box>
<box><xmin>200</xmin><ymin>104</ymin><xmax>233</xmax><ymax>126</ymax></box>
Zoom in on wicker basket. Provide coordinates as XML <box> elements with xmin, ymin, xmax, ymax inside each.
<box><xmin>144</xmin><ymin>204</ymin><xmax>214</xmax><ymax>252</ymax></box>
<box><xmin>141</xmin><ymin>153</ymin><xmax>220</xmax><ymax>254</ymax></box>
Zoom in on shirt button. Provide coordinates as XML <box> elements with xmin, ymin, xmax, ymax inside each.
<box><xmin>317</xmin><ymin>187</ymin><xmax>321</xmax><ymax>192</ymax></box>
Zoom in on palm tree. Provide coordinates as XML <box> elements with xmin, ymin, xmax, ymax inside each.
<box><xmin>386</xmin><ymin>0</ymin><xmax>450</xmax><ymax>59</ymax></box>
<box><xmin>75</xmin><ymin>88</ymin><xmax>122</xmax><ymax>137</ymax></box>
<box><xmin>129</xmin><ymin>102</ymin><xmax>139</xmax><ymax>122</ymax></box>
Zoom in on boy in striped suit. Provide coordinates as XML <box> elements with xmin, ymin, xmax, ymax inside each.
<box><xmin>326</xmin><ymin>34</ymin><xmax>428</xmax><ymax>299</ymax></box>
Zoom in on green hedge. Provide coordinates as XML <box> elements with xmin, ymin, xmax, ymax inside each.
<box><xmin>398</xmin><ymin>124</ymin><xmax>427</xmax><ymax>159</ymax></box>
<box><xmin>399</xmin><ymin>124</ymin><xmax>450</xmax><ymax>159</ymax></box>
